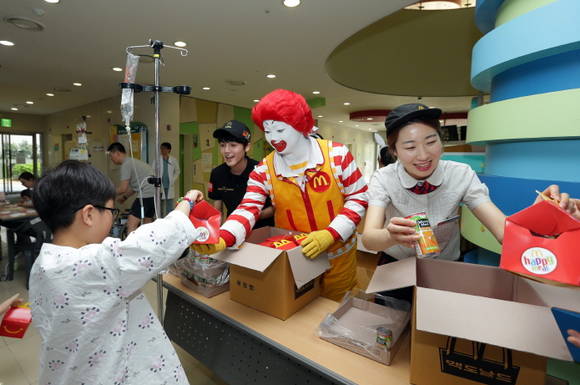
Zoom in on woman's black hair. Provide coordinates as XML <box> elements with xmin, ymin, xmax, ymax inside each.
<box><xmin>33</xmin><ymin>160</ymin><xmax>116</xmax><ymax>232</ymax></box>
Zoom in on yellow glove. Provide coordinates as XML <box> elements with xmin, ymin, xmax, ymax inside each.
<box><xmin>301</xmin><ymin>229</ymin><xmax>335</xmax><ymax>259</ymax></box>
<box><xmin>192</xmin><ymin>237</ymin><xmax>226</xmax><ymax>255</ymax></box>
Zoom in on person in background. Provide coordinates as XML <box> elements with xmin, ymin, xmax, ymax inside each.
<box><xmin>155</xmin><ymin>142</ymin><xmax>180</xmax><ymax>216</ymax></box>
<box><xmin>18</xmin><ymin>171</ymin><xmax>36</xmax><ymax>190</ymax></box>
<box><xmin>0</xmin><ymin>293</ymin><xmax>22</xmax><ymax>317</ymax></box>
<box><xmin>196</xmin><ymin>90</ymin><xmax>369</xmax><ymax>301</ymax></box>
<box><xmin>107</xmin><ymin>142</ymin><xmax>155</xmax><ymax>233</ymax></box>
<box><xmin>19</xmin><ymin>188</ymin><xmax>33</xmax><ymax>207</ymax></box>
<box><xmin>378</xmin><ymin>146</ymin><xmax>395</xmax><ymax>168</ymax></box>
<box><xmin>208</xmin><ymin>120</ymin><xmax>274</xmax><ymax>228</ymax></box>
<box><xmin>30</xmin><ymin>159</ymin><xmax>204</xmax><ymax>385</ymax></box>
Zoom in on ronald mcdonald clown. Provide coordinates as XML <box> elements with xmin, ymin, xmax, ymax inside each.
<box><xmin>194</xmin><ymin>89</ymin><xmax>369</xmax><ymax>301</ymax></box>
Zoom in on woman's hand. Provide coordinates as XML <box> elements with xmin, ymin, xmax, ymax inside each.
<box><xmin>536</xmin><ymin>185</ymin><xmax>578</xmax><ymax>219</ymax></box>
<box><xmin>386</xmin><ymin>217</ymin><xmax>420</xmax><ymax>248</ymax></box>
<box><xmin>184</xmin><ymin>190</ymin><xmax>204</xmax><ymax>203</ymax></box>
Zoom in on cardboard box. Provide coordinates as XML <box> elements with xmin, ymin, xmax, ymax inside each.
<box><xmin>0</xmin><ymin>306</ymin><xmax>32</xmax><ymax>339</ymax></box>
<box><xmin>501</xmin><ymin>200</ymin><xmax>580</xmax><ymax>287</ymax></box>
<box><xmin>211</xmin><ymin>227</ymin><xmax>330</xmax><ymax>320</ymax></box>
<box><xmin>180</xmin><ymin>276</ymin><xmax>229</xmax><ymax>298</ymax></box>
<box><xmin>366</xmin><ymin>257</ymin><xmax>580</xmax><ymax>385</ymax></box>
<box><xmin>318</xmin><ymin>295</ymin><xmax>410</xmax><ymax>366</ymax></box>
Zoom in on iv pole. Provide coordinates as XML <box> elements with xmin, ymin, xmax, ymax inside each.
<box><xmin>121</xmin><ymin>40</ymin><xmax>190</xmax><ymax>322</ymax></box>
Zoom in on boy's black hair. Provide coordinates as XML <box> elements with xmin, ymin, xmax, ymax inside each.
<box><xmin>161</xmin><ymin>142</ymin><xmax>172</xmax><ymax>150</ymax></box>
<box><xmin>20</xmin><ymin>189</ymin><xmax>32</xmax><ymax>199</ymax></box>
<box><xmin>33</xmin><ymin>160</ymin><xmax>116</xmax><ymax>232</ymax></box>
<box><xmin>18</xmin><ymin>171</ymin><xmax>35</xmax><ymax>181</ymax></box>
<box><xmin>107</xmin><ymin>142</ymin><xmax>126</xmax><ymax>153</ymax></box>
<box><xmin>217</xmin><ymin>134</ymin><xmax>249</xmax><ymax>146</ymax></box>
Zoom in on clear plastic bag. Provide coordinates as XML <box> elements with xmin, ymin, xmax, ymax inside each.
<box><xmin>170</xmin><ymin>249</ymin><xmax>229</xmax><ymax>288</ymax></box>
<box><xmin>317</xmin><ymin>291</ymin><xmax>411</xmax><ymax>363</ymax></box>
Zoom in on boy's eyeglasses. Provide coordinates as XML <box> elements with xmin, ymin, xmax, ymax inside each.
<box><xmin>93</xmin><ymin>205</ymin><xmax>120</xmax><ymax>217</ymax></box>
<box><xmin>75</xmin><ymin>204</ymin><xmax>120</xmax><ymax>217</ymax></box>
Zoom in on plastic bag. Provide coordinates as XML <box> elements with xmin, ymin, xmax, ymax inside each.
<box><xmin>171</xmin><ymin>250</ymin><xmax>229</xmax><ymax>288</ymax></box>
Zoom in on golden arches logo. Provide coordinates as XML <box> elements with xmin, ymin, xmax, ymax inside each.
<box><xmin>310</xmin><ymin>171</ymin><xmax>331</xmax><ymax>192</ymax></box>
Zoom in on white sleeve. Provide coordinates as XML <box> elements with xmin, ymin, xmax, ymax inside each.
<box><xmin>101</xmin><ymin>211</ymin><xmax>199</xmax><ymax>297</ymax></box>
<box><xmin>368</xmin><ymin>169</ymin><xmax>392</xmax><ymax>208</ymax></box>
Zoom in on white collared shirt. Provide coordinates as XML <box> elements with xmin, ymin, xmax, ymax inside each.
<box><xmin>271</xmin><ymin>137</ymin><xmax>324</xmax><ymax>188</ymax></box>
<box><xmin>368</xmin><ymin>160</ymin><xmax>490</xmax><ymax>260</ymax></box>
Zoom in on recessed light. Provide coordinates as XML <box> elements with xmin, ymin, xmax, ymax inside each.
<box><xmin>338</xmin><ymin>120</ymin><xmax>344</xmax><ymax>123</ymax></box>
<box><xmin>0</xmin><ymin>40</ymin><xmax>15</xmax><ymax>47</ymax></box>
<box><xmin>317</xmin><ymin>115</ymin><xmax>324</xmax><ymax>118</ymax></box>
<box><xmin>86</xmin><ymin>115</ymin><xmax>92</xmax><ymax>118</ymax></box>
<box><xmin>312</xmin><ymin>91</ymin><xmax>320</xmax><ymax>95</ymax></box>
<box><xmin>367</xmin><ymin>117</ymin><xmax>373</xmax><ymax>121</ymax></box>
<box><xmin>10</xmin><ymin>107</ymin><xmax>18</xmax><ymax>111</ymax></box>
<box><xmin>46</xmin><ymin>93</ymin><xmax>54</xmax><ymax>97</ymax></box>
<box><xmin>343</xmin><ymin>102</ymin><xmax>351</xmax><ymax>106</ymax></box>
<box><xmin>174</xmin><ymin>41</ymin><xmax>187</xmax><ymax>47</ymax></box>
<box><xmin>106</xmin><ymin>110</ymin><xmax>113</xmax><ymax>114</ymax></box>
<box><xmin>202</xmin><ymin>86</ymin><xmax>211</xmax><ymax>91</ymax></box>
<box><xmin>26</xmin><ymin>101</ymin><xmax>34</xmax><ymax>105</ymax></box>
<box><xmin>283</xmin><ymin>0</ymin><xmax>301</xmax><ymax>7</ymax></box>
<box><xmin>253</xmin><ymin>99</ymin><xmax>260</xmax><ymax>103</ymax></box>
<box><xmin>112</xmin><ymin>67</ymin><xmax>123</xmax><ymax>72</ymax></box>
<box><xmin>355</xmin><ymin>125</ymin><xmax>359</xmax><ymax>127</ymax></box>
<box><xmin>266</xmin><ymin>74</ymin><xmax>277</xmax><ymax>79</ymax></box>
<box><xmin>73</xmin><ymin>82</ymin><xmax>82</xmax><ymax>87</ymax></box>
<box><xmin>44</xmin><ymin>0</ymin><xmax>60</xmax><ymax>3</ymax></box>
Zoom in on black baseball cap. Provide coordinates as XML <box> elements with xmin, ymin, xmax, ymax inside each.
<box><xmin>385</xmin><ymin>103</ymin><xmax>442</xmax><ymax>137</ymax></box>
<box><xmin>213</xmin><ymin>120</ymin><xmax>251</xmax><ymax>143</ymax></box>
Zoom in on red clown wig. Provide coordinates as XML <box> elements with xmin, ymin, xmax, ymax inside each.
<box><xmin>252</xmin><ymin>89</ymin><xmax>314</xmax><ymax>135</ymax></box>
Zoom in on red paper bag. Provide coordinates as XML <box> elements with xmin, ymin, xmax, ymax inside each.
<box><xmin>259</xmin><ymin>235</ymin><xmax>297</xmax><ymax>250</ymax></box>
<box><xmin>0</xmin><ymin>306</ymin><xmax>32</xmax><ymax>339</ymax></box>
<box><xmin>189</xmin><ymin>200</ymin><xmax>221</xmax><ymax>244</ymax></box>
<box><xmin>500</xmin><ymin>201</ymin><xmax>580</xmax><ymax>287</ymax></box>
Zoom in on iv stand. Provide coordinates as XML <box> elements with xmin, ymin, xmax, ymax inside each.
<box><xmin>121</xmin><ymin>39</ymin><xmax>190</xmax><ymax>322</ymax></box>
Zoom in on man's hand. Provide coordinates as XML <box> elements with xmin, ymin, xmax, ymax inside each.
<box><xmin>568</xmin><ymin>329</ymin><xmax>580</xmax><ymax>348</ymax></box>
<box><xmin>301</xmin><ymin>229</ymin><xmax>335</xmax><ymax>259</ymax></box>
<box><xmin>192</xmin><ymin>237</ymin><xmax>226</xmax><ymax>255</ymax></box>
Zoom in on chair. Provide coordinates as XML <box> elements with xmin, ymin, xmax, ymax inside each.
<box><xmin>9</xmin><ymin>217</ymin><xmax>52</xmax><ymax>289</ymax></box>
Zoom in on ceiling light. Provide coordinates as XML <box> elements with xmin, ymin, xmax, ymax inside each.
<box><xmin>355</xmin><ymin>125</ymin><xmax>359</xmax><ymax>127</ymax></box>
<box><xmin>343</xmin><ymin>102</ymin><xmax>351</xmax><ymax>106</ymax></box>
<box><xmin>202</xmin><ymin>86</ymin><xmax>210</xmax><ymax>90</ymax></box>
<box><xmin>266</xmin><ymin>74</ymin><xmax>277</xmax><ymax>79</ymax></box>
<box><xmin>86</xmin><ymin>115</ymin><xmax>92</xmax><ymax>118</ymax></box>
<box><xmin>0</xmin><ymin>40</ymin><xmax>15</xmax><ymax>47</ymax></box>
<box><xmin>317</xmin><ymin>115</ymin><xmax>324</xmax><ymax>118</ymax></box>
<box><xmin>10</xmin><ymin>107</ymin><xmax>18</xmax><ymax>111</ymax></box>
<box><xmin>4</xmin><ymin>17</ymin><xmax>45</xmax><ymax>31</ymax></box>
<box><xmin>73</xmin><ymin>82</ymin><xmax>82</xmax><ymax>87</ymax></box>
<box><xmin>44</xmin><ymin>0</ymin><xmax>60</xmax><ymax>3</ymax></box>
<box><xmin>405</xmin><ymin>0</ymin><xmax>473</xmax><ymax>10</ymax></box>
<box><xmin>26</xmin><ymin>101</ymin><xmax>34</xmax><ymax>105</ymax></box>
<box><xmin>253</xmin><ymin>99</ymin><xmax>260</xmax><ymax>103</ymax></box>
<box><xmin>338</xmin><ymin>120</ymin><xmax>344</xmax><ymax>123</ymax></box>
<box><xmin>367</xmin><ymin>117</ymin><xmax>373</xmax><ymax>121</ymax></box>
<box><xmin>174</xmin><ymin>41</ymin><xmax>187</xmax><ymax>47</ymax></box>
<box><xmin>312</xmin><ymin>91</ymin><xmax>320</xmax><ymax>95</ymax></box>
<box><xmin>106</xmin><ymin>110</ymin><xmax>113</xmax><ymax>114</ymax></box>
<box><xmin>112</xmin><ymin>67</ymin><xmax>123</xmax><ymax>72</ymax></box>
<box><xmin>283</xmin><ymin>0</ymin><xmax>301</xmax><ymax>7</ymax></box>
<box><xmin>46</xmin><ymin>93</ymin><xmax>54</xmax><ymax>96</ymax></box>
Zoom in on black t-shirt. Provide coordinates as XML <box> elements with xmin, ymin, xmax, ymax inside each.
<box><xmin>208</xmin><ymin>158</ymin><xmax>275</xmax><ymax>229</ymax></box>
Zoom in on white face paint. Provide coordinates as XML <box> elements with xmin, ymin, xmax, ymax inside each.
<box><xmin>263</xmin><ymin>120</ymin><xmax>304</xmax><ymax>155</ymax></box>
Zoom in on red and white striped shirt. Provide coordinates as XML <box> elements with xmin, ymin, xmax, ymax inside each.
<box><xmin>220</xmin><ymin>139</ymin><xmax>368</xmax><ymax>247</ymax></box>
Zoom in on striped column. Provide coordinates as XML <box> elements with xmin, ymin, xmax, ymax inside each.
<box><xmin>461</xmin><ymin>0</ymin><xmax>580</xmax><ymax>252</ymax></box>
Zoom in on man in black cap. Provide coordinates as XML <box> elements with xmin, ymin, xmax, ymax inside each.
<box><xmin>208</xmin><ymin>120</ymin><xmax>274</xmax><ymax>228</ymax></box>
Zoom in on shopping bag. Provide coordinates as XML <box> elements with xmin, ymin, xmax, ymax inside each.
<box><xmin>189</xmin><ymin>200</ymin><xmax>221</xmax><ymax>244</ymax></box>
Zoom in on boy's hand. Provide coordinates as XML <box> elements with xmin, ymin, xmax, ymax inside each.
<box><xmin>192</xmin><ymin>237</ymin><xmax>226</xmax><ymax>255</ymax></box>
<box><xmin>184</xmin><ymin>190</ymin><xmax>204</xmax><ymax>203</ymax></box>
<box><xmin>386</xmin><ymin>217</ymin><xmax>420</xmax><ymax>248</ymax></box>
<box><xmin>0</xmin><ymin>293</ymin><xmax>22</xmax><ymax>317</ymax></box>
<box><xmin>301</xmin><ymin>229</ymin><xmax>335</xmax><ymax>259</ymax></box>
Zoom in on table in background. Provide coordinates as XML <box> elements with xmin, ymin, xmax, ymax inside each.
<box><xmin>163</xmin><ymin>273</ymin><xmax>410</xmax><ymax>385</ymax></box>
<box><xmin>0</xmin><ymin>204</ymin><xmax>39</xmax><ymax>281</ymax></box>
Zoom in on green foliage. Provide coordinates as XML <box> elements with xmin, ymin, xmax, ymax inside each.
<box><xmin>11</xmin><ymin>163</ymin><xmax>33</xmax><ymax>178</ymax></box>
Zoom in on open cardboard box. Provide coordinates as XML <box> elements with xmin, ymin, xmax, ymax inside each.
<box><xmin>211</xmin><ymin>227</ymin><xmax>330</xmax><ymax>320</ymax></box>
<box><xmin>366</xmin><ymin>257</ymin><xmax>580</xmax><ymax>385</ymax></box>
<box><xmin>501</xmin><ymin>200</ymin><xmax>580</xmax><ymax>287</ymax></box>
<box><xmin>318</xmin><ymin>294</ymin><xmax>410</xmax><ymax>366</ymax></box>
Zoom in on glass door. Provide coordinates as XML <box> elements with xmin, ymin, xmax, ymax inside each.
<box><xmin>1</xmin><ymin>133</ymin><xmax>42</xmax><ymax>193</ymax></box>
